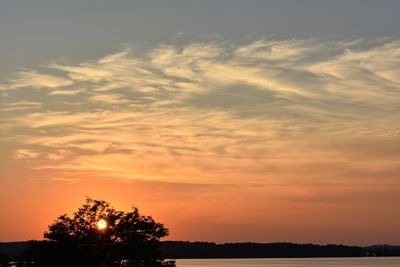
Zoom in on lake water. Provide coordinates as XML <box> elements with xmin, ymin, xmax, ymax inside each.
<box><xmin>176</xmin><ymin>257</ymin><xmax>400</xmax><ymax>267</ymax></box>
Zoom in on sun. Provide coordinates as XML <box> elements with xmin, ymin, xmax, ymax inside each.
<box><xmin>96</xmin><ymin>219</ymin><xmax>108</xmax><ymax>230</ymax></box>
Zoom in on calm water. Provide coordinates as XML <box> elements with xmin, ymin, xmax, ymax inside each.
<box><xmin>176</xmin><ymin>257</ymin><xmax>400</xmax><ymax>267</ymax></box>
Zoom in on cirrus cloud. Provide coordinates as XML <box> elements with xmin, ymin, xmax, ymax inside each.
<box><xmin>1</xmin><ymin>38</ymin><xmax>399</xmax><ymax>186</ymax></box>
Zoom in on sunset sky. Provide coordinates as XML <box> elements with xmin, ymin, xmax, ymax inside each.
<box><xmin>1</xmin><ymin>0</ymin><xmax>399</xmax><ymax>245</ymax></box>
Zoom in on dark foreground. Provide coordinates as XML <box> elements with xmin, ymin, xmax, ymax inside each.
<box><xmin>1</xmin><ymin>241</ymin><xmax>399</xmax><ymax>263</ymax></box>
<box><xmin>161</xmin><ymin>242</ymin><xmax>400</xmax><ymax>258</ymax></box>
<box><xmin>175</xmin><ymin>257</ymin><xmax>400</xmax><ymax>267</ymax></box>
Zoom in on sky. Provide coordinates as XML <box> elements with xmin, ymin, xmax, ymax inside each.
<box><xmin>0</xmin><ymin>0</ymin><xmax>399</xmax><ymax>245</ymax></box>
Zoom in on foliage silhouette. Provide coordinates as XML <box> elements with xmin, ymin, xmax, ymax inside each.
<box><xmin>24</xmin><ymin>198</ymin><xmax>175</xmax><ymax>267</ymax></box>
<box><xmin>0</xmin><ymin>252</ymin><xmax>10</xmax><ymax>267</ymax></box>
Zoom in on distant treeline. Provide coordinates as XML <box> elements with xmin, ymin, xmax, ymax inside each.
<box><xmin>160</xmin><ymin>241</ymin><xmax>400</xmax><ymax>258</ymax></box>
<box><xmin>1</xmin><ymin>241</ymin><xmax>400</xmax><ymax>262</ymax></box>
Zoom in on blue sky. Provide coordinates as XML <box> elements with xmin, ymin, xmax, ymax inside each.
<box><xmin>2</xmin><ymin>0</ymin><xmax>400</xmax><ymax>78</ymax></box>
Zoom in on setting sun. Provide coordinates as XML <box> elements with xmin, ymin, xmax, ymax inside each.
<box><xmin>97</xmin><ymin>219</ymin><xmax>107</xmax><ymax>230</ymax></box>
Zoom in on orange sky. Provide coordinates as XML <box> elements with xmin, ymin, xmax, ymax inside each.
<box><xmin>1</xmin><ymin>39</ymin><xmax>400</xmax><ymax>245</ymax></box>
<box><xmin>1</xmin><ymin>164</ymin><xmax>399</xmax><ymax>245</ymax></box>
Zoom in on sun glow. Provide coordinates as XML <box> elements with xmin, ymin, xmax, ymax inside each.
<box><xmin>97</xmin><ymin>219</ymin><xmax>107</xmax><ymax>230</ymax></box>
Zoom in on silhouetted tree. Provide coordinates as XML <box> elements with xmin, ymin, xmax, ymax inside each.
<box><xmin>0</xmin><ymin>252</ymin><xmax>10</xmax><ymax>267</ymax></box>
<box><xmin>25</xmin><ymin>198</ymin><xmax>175</xmax><ymax>267</ymax></box>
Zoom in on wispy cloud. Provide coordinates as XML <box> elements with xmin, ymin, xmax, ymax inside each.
<box><xmin>13</xmin><ymin>149</ymin><xmax>39</xmax><ymax>159</ymax></box>
<box><xmin>1</xmin><ymin>38</ymin><xmax>399</xmax><ymax>185</ymax></box>
<box><xmin>90</xmin><ymin>93</ymin><xmax>131</xmax><ymax>104</ymax></box>
<box><xmin>49</xmin><ymin>89</ymin><xmax>86</xmax><ymax>95</ymax></box>
<box><xmin>0</xmin><ymin>101</ymin><xmax>43</xmax><ymax>112</ymax></box>
<box><xmin>3</xmin><ymin>70</ymin><xmax>73</xmax><ymax>90</ymax></box>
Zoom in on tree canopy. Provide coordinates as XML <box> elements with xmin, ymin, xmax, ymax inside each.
<box><xmin>25</xmin><ymin>198</ymin><xmax>175</xmax><ymax>267</ymax></box>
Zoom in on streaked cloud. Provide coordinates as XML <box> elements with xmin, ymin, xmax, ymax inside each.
<box><xmin>90</xmin><ymin>93</ymin><xmax>131</xmax><ymax>104</ymax></box>
<box><xmin>2</xmin><ymin>70</ymin><xmax>73</xmax><ymax>90</ymax></box>
<box><xmin>13</xmin><ymin>149</ymin><xmax>39</xmax><ymax>159</ymax></box>
<box><xmin>0</xmin><ymin>101</ymin><xmax>43</xmax><ymax>112</ymax></box>
<box><xmin>1</xmin><ymin>38</ymin><xmax>399</xmax><ymax>186</ymax></box>
<box><xmin>49</xmin><ymin>89</ymin><xmax>86</xmax><ymax>95</ymax></box>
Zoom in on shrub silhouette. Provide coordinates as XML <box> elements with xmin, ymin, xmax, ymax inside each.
<box><xmin>25</xmin><ymin>198</ymin><xmax>175</xmax><ymax>267</ymax></box>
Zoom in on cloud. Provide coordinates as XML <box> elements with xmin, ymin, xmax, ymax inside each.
<box><xmin>13</xmin><ymin>149</ymin><xmax>39</xmax><ymax>159</ymax></box>
<box><xmin>0</xmin><ymin>101</ymin><xmax>43</xmax><ymax>112</ymax></box>
<box><xmin>1</xmin><ymin>38</ymin><xmax>399</xmax><ymax>185</ymax></box>
<box><xmin>90</xmin><ymin>94</ymin><xmax>131</xmax><ymax>104</ymax></box>
<box><xmin>49</xmin><ymin>89</ymin><xmax>86</xmax><ymax>95</ymax></box>
<box><xmin>3</xmin><ymin>70</ymin><xmax>73</xmax><ymax>90</ymax></box>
